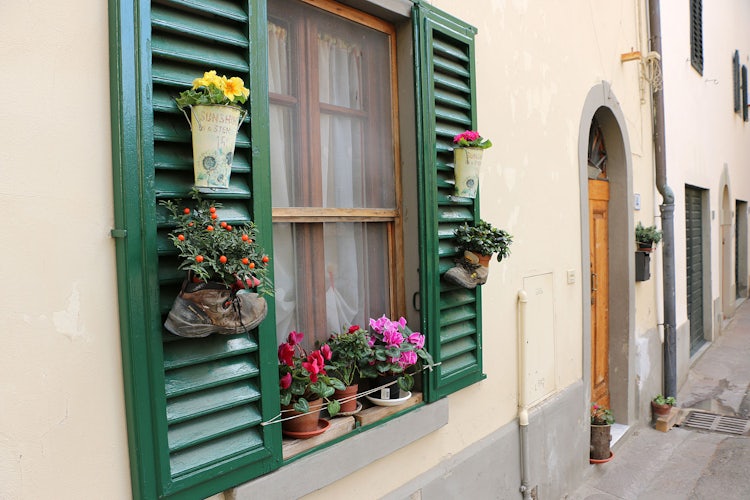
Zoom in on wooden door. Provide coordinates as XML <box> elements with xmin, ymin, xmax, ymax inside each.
<box><xmin>589</xmin><ymin>179</ymin><xmax>610</xmax><ymax>409</ymax></box>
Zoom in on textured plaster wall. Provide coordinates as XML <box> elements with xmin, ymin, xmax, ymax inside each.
<box><xmin>0</xmin><ymin>2</ymin><xmax>131</xmax><ymax>499</ymax></box>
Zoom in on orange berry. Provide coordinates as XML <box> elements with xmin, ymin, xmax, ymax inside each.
<box><xmin>177</xmin><ymin>234</ymin><xmax>185</xmax><ymax>241</ymax></box>
<box><xmin>195</xmin><ymin>255</ymin><xmax>204</xmax><ymax>263</ymax></box>
<box><xmin>242</xmin><ymin>258</ymin><xmax>249</xmax><ymax>265</ymax></box>
<box><xmin>241</xmin><ymin>234</ymin><xmax>249</xmax><ymax>241</ymax></box>
<box><xmin>209</xmin><ymin>207</ymin><xmax>216</xmax><ymax>213</ymax></box>
<box><xmin>219</xmin><ymin>255</ymin><xmax>227</xmax><ymax>264</ymax></box>
<box><xmin>211</xmin><ymin>213</ymin><xmax>218</xmax><ymax>220</ymax></box>
<box><xmin>262</xmin><ymin>255</ymin><xmax>269</xmax><ymax>263</ymax></box>
<box><xmin>226</xmin><ymin>225</ymin><xmax>232</xmax><ymax>231</ymax></box>
<box><xmin>220</xmin><ymin>221</ymin><xmax>228</xmax><ymax>228</ymax></box>
<box><xmin>183</xmin><ymin>208</ymin><xmax>190</xmax><ymax>214</ymax></box>
<box><xmin>206</xmin><ymin>225</ymin><xmax>214</xmax><ymax>231</ymax></box>
<box><xmin>188</xmin><ymin>222</ymin><xmax>194</xmax><ymax>227</ymax></box>
<box><xmin>249</xmin><ymin>262</ymin><xmax>255</xmax><ymax>269</ymax></box>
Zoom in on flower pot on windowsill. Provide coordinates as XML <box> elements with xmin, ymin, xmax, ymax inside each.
<box><xmin>590</xmin><ymin>423</ymin><xmax>613</xmax><ymax>462</ymax></box>
<box><xmin>282</xmin><ymin>398</ymin><xmax>329</xmax><ymax>438</ymax></box>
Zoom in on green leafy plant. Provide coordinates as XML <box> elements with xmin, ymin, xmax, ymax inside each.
<box><xmin>324</xmin><ymin>325</ymin><xmax>372</xmax><ymax>387</ymax></box>
<box><xmin>454</xmin><ymin>219</ymin><xmax>513</xmax><ymax>261</ymax></box>
<box><xmin>278</xmin><ymin>331</ymin><xmax>345</xmax><ymax>416</ymax></box>
<box><xmin>652</xmin><ymin>394</ymin><xmax>676</xmax><ymax>406</ymax></box>
<box><xmin>453</xmin><ymin>130</ymin><xmax>492</xmax><ymax>149</ymax></box>
<box><xmin>160</xmin><ymin>191</ymin><xmax>272</xmax><ymax>293</ymax></box>
<box><xmin>635</xmin><ymin>222</ymin><xmax>663</xmax><ymax>247</ymax></box>
<box><xmin>175</xmin><ymin>70</ymin><xmax>249</xmax><ymax>110</ymax></box>
<box><xmin>591</xmin><ymin>402</ymin><xmax>615</xmax><ymax>425</ymax></box>
<box><xmin>359</xmin><ymin>315</ymin><xmax>434</xmax><ymax>392</ymax></box>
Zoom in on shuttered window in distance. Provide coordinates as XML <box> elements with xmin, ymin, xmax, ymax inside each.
<box><xmin>414</xmin><ymin>4</ymin><xmax>486</xmax><ymax>401</ymax></box>
<box><xmin>743</xmin><ymin>65</ymin><xmax>748</xmax><ymax>122</ymax></box>
<box><xmin>690</xmin><ymin>0</ymin><xmax>703</xmax><ymax>75</ymax></box>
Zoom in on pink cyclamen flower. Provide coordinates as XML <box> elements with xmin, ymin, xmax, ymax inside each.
<box><xmin>399</xmin><ymin>351</ymin><xmax>418</xmax><ymax>368</ymax></box>
<box><xmin>408</xmin><ymin>332</ymin><xmax>425</xmax><ymax>350</ymax></box>
<box><xmin>320</xmin><ymin>343</ymin><xmax>332</xmax><ymax>361</ymax></box>
<box><xmin>287</xmin><ymin>330</ymin><xmax>304</xmax><ymax>345</ymax></box>
<box><xmin>278</xmin><ymin>342</ymin><xmax>295</xmax><ymax>367</ymax></box>
<box><xmin>383</xmin><ymin>329</ymin><xmax>404</xmax><ymax>347</ymax></box>
<box><xmin>279</xmin><ymin>372</ymin><xmax>292</xmax><ymax>389</ymax></box>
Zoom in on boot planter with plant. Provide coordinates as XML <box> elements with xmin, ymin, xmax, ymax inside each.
<box><xmin>176</xmin><ymin>70</ymin><xmax>249</xmax><ymax>189</ymax></box>
<box><xmin>452</xmin><ymin>130</ymin><xmax>492</xmax><ymax>198</ymax></box>
<box><xmin>444</xmin><ymin>219</ymin><xmax>513</xmax><ymax>289</ymax></box>
<box><xmin>161</xmin><ymin>192</ymin><xmax>271</xmax><ymax>338</ymax></box>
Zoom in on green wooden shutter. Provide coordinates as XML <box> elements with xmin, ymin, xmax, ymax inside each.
<box><xmin>413</xmin><ymin>3</ymin><xmax>486</xmax><ymax>402</ymax></box>
<box><xmin>111</xmin><ymin>1</ymin><xmax>280</xmax><ymax>498</ymax></box>
<box><xmin>733</xmin><ymin>50</ymin><xmax>741</xmax><ymax>114</ymax></box>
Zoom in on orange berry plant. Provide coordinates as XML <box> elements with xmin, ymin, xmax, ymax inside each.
<box><xmin>160</xmin><ymin>192</ymin><xmax>272</xmax><ymax>295</ymax></box>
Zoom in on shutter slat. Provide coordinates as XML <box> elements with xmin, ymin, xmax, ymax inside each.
<box><xmin>435</xmin><ymin>89</ymin><xmax>471</xmax><ymax>110</ymax></box>
<box><xmin>152</xmin><ymin>33</ymin><xmax>249</xmax><ymax>73</ymax></box>
<box><xmin>168</xmin><ymin>405</ymin><xmax>261</xmax><ymax>452</ymax></box>
<box><xmin>165</xmin><ymin>359</ymin><xmax>259</xmax><ymax>397</ymax></box>
<box><xmin>170</xmin><ymin>428</ymin><xmax>265</xmax><ymax>478</ymax></box>
<box><xmin>152</xmin><ymin>5</ymin><xmax>249</xmax><ymax>48</ymax></box>
<box><xmin>440</xmin><ymin>335</ymin><xmax>478</xmax><ymax>360</ymax></box>
<box><xmin>440</xmin><ymin>351</ymin><xmax>478</xmax><ymax>378</ymax></box>
<box><xmin>432</xmin><ymin>38</ymin><xmax>469</xmax><ymax>62</ymax></box>
<box><xmin>435</xmin><ymin>105</ymin><xmax>472</xmax><ymax>127</ymax></box>
<box><xmin>154</xmin><ymin>170</ymin><xmax>252</xmax><ymax>199</ymax></box>
<box><xmin>434</xmin><ymin>72</ymin><xmax>471</xmax><ymax>95</ymax></box>
<box><xmin>160</xmin><ymin>0</ymin><xmax>249</xmax><ymax>23</ymax></box>
<box><xmin>167</xmin><ymin>381</ymin><xmax>261</xmax><ymax>424</ymax></box>
<box><xmin>434</xmin><ymin>55</ymin><xmax>470</xmax><ymax>79</ymax></box>
<box><xmin>439</xmin><ymin>305</ymin><xmax>477</xmax><ymax>326</ymax></box>
<box><xmin>164</xmin><ymin>335</ymin><xmax>258</xmax><ymax>370</ymax></box>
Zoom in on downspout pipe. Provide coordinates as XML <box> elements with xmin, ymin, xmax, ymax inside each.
<box><xmin>517</xmin><ymin>291</ymin><xmax>532</xmax><ymax>500</ymax></box>
<box><xmin>648</xmin><ymin>0</ymin><xmax>677</xmax><ymax>398</ymax></box>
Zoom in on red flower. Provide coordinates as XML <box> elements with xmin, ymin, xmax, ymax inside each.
<box><xmin>278</xmin><ymin>342</ymin><xmax>294</xmax><ymax>367</ymax></box>
<box><xmin>348</xmin><ymin>325</ymin><xmax>360</xmax><ymax>333</ymax></box>
<box><xmin>287</xmin><ymin>330</ymin><xmax>304</xmax><ymax>346</ymax></box>
<box><xmin>302</xmin><ymin>350</ymin><xmax>327</xmax><ymax>382</ymax></box>
<box><xmin>279</xmin><ymin>372</ymin><xmax>292</xmax><ymax>389</ymax></box>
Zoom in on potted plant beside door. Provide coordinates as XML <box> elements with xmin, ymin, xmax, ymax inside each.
<box><xmin>590</xmin><ymin>402</ymin><xmax>615</xmax><ymax>463</ymax></box>
<box><xmin>635</xmin><ymin>222</ymin><xmax>662</xmax><ymax>252</ymax></box>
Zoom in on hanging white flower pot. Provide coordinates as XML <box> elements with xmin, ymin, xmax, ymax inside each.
<box><xmin>453</xmin><ymin>147</ymin><xmax>484</xmax><ymax>198</ymax></box>
<box><xmin>187</xmin><ymin>104</ymin><xmax>245</xmax><ymax>189</ymax></box>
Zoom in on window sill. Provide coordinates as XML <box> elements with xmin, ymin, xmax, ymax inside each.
<box><xmin>230</xmin><ymin>396</ymin><xmax>449</xmax><ymax>499</ymax></box>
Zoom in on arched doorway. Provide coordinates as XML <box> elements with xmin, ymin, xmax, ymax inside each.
<box><xmin>579</xmin><ymin>83</ymin><xmax>635</xmax><ymax>424</ymax></box>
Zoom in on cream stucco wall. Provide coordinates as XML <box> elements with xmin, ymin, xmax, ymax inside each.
<box><xmin>0</xmin><ymin>2</ymin><xmax>132</xmax><ymax>499</ymax></box>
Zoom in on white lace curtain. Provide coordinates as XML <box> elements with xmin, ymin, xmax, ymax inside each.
<box><xmin>268</xmin><ymin>23</ymin><xmax>366</xmax><ymax>344</ymax></box>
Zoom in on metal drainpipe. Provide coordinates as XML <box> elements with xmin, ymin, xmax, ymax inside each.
<box><xmin>517</xmin><ymin>291</ymin><xmax>532</xmax><ymax>500</ymax></box>
<box><xmin>648</xmin><ymin>0</ymin><xmax>677</xmax><ymax>398</ymax></box>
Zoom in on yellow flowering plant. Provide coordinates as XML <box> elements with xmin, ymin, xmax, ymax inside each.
<box><xmin>175</xmin><ymin>70</ymin><xmax>250</xmax><ymax>110</ymax></box>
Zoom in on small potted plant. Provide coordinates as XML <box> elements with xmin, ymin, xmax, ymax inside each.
<box><xmin>444</xmin><ymin>219</ymin><xmax>513</xmax><ymax>289</ymax></box>
<box><xmin>160</xmin><ymin>191</ymin><xmax>271</xmax><ymax>338</ymax></box>
<box><xmin>359</xmin><ymin>315</ymin><xmax>434</xmax><ymax>405</ymax></box>
<box><xmin>324</xmin><ymin>325</ymin><xmax>372</xmax><ymax>413</ymax></box>
<box><xmin>278</xmin><ymin>331</ymin><xmax>346</xmax><ymax>437</ymax></box>
<box><xmin>590</xmin><ymin>402</ymin><xmax>615</xmax><ymax>463</ymax></box>
<box><xmin>651</xmin><ymin>394</ymin><xmax>676</xmax><ymax>417</ymax></box>
<box><xmin>452</xmin><ymin>130</ymin><xmax>492</xmax><ymax>198</ymax></box>
<box><xmin>635</xmin><ymin>222</ymin><xmax>662</xmax><ymax>252</ymax></box>
<box><xmin>175</xmin><ymin>70</ymin><xmax>250</xmax><ymax>189</ymax></box>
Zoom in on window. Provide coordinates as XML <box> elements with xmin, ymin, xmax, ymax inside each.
<box><xmin>690</xmin><ymin>0</ymin><xmax>703</xmax><ymax>74</ymax></box>
<box><xmin>268</xmin><ymin>0</ymin><xmax>403</xmax><ymax>347</ymax></box>
<box><xmin>109</xmin><ymin>0</ymin><xmax>483</xmax><ymax>497</ymax></box>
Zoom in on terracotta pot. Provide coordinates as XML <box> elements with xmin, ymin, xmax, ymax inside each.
<box><xmin>651</xmin><ymin>401</ymin><xmax>672</xmax><ymax>417</ymax></box>
<box><xmin>282</xmin><ymin>398</ymin><xmax>323</xmax><ymax>434</ymax></box>
<box><xmin>637</xmin><ymin>241</ymin><xmax>654</xmax><ymax>252</ymax></box>
<box><xmin>477</xmin><ymin>254</ymin><xmax>492</xmax><ymax>267</ymax></box>
<box><xmin>334</xmin><ymin>384</ymin><xmax>359</xmax><ymax>413</ymax></box>
<box><xmin>590</xmin><ymin>423</ymin><xmax>612</xmax><ymax>461</ymax></box>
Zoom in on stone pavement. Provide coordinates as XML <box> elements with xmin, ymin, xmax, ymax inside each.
<box><xmin>567</xmin><ymin>300</ymin><xmax>750</xmax><ymax>500</ymax></box>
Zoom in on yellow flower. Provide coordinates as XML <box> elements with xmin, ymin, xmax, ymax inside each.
<box><xmin>192</xmin><ymin>70</ymin><xmax>223</xmax><ymax>90</ymax></box>
<box><xmin>223</xmin><ymin>76</ymin><xmax>249</xmax><ymax>101</ymax></box>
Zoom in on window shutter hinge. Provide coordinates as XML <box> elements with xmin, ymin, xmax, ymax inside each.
<box><xmin>110</xmin><ymin>228</ymin><xmax>128</xmax><ymax>238</ymax></box>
